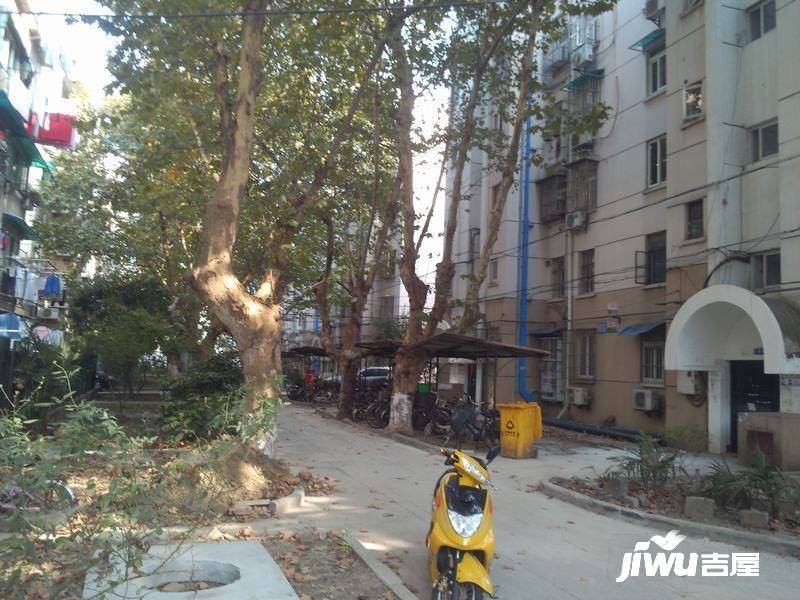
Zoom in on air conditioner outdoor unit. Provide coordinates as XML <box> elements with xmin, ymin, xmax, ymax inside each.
<box><xmin>632</xmin><ymin>389</ymin><xmax>662</xmax><ymax>411</ymax></box>
<box><xmin>565</xmin><ymin>209</ymin><xmax>586</xmax><ymax>230</ymax></box>
<box><xmin>39</xmin><ymin>307</ymin><xmax>60</xmax><ymax>320</ymax></box>
<box><xmin>570</xmin><ymin>44</ymin><xmax>594</xmax><ymax>70</ymax></box>
<box><xmin>643</xmin><ymin>0</ymin><xmax>665</xmax><ymax>20</ymax></box>
<box><xmin>568</xmin><ymin>386</ymin><xmax>591</xmax><ymax>407</ymax></box>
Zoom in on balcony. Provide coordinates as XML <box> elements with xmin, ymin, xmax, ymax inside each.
<box><xmin>543</xmin><ymin>38</ymin><xmax>571</xmax><ymax>81</ymax></box>
<box><xmin>0</xmin><ymin>257</ymin><xmax>65</xmax><ymax>317</ymax></box>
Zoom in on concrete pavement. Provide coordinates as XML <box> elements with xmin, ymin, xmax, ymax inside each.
<box><xmin>272</xmin><ymin>404</ymin><xmax>799</xmax><ymax>599</ymax></box>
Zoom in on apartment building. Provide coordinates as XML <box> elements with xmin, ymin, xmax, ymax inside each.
<box><xmin>283</xmin><ymin>237</ymin><xmax>404</xmax><ymax>351</ymax></box>
<box><xmin>447</xmin><ymin>0</ymin><xmax>800</xmax><ymax>460</ymax></box>
<box><xmin>0</xmin><ymin>2</ymin><xmax>75</xmax><ymax>395</ymax></box>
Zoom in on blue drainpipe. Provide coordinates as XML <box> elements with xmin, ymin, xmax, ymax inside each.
<box><xmin>517</xmin><ymin>115</ymin><xmax>535</xmax><ymax>403</ymax></box>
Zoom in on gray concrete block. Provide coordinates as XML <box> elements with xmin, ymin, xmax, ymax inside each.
<box><xmin>269</xmin><ymin>487</ymin><xmax>305</xmax><ymax>516</ymax></box>
<box><xmin>739</xmin><ymin>508</ymin><xmax>769</xmax><ymax>529</ymax></box>
<box><xmin>684</xmin><ymin>496</ymin><xmax>715</xmax><ymax>521</ymax></box>
<box><xmin>602</xmin><ymin>477</ymin><xmax>629</xmax><ymax>499</ymax></box>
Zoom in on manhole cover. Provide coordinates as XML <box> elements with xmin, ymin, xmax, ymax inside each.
<box><xmin>138</xmin><ymin>559</ymin><xmax>240</xmax><ymax>593</ymax></box>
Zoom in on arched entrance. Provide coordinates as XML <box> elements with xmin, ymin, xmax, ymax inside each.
<box><xmin>665</xmin><ymin>285</ymin><xmax>800</xmax><ymax>453</ymax></box>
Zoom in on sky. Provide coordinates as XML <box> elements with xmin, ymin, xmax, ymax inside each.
<box><xmin>32</xmin><ymin>1</ymin><xmax>445</xmax><ymax>308</ymax></box>
<box><xmin>27</xmin><ymin>0</ymin><xmax>114</xmax><ymax>98</ymax></box>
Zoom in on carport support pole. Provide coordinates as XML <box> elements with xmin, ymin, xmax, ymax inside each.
<box><xmin>707</xmin><ymin>364</ymin><xmax>732</xmax><ymax>453</ymax></box>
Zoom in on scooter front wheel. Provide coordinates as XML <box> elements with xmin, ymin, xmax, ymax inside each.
<box><xmin>431</xmin><ymin>582</ymin><xmax>484</xmax><ymax>600</ymax></box>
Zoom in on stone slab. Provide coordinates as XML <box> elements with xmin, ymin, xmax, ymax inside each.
<box><xmin>83</xmin><ymin>540</ymin><xmax>298</xmax><ymax>599</ymax></box>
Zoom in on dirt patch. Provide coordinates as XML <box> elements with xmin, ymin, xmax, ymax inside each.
<box><xmin>551</xmin><ymin>476</ymin><xmax>800</xmax><ymax>538</ymax></box>
<box><xmin>262</xmin><ymin>529</ymin><xmax>396</xmax><ymax>600</ymax></box>
<box><xmin>66</xmin><ymin>442</ymin><xmax>316</xmax><ymax>525</ymax></box>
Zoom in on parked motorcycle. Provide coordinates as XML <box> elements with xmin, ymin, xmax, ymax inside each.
<box><xmin>427</xmin><ymin>445</ymin><xmax>501</xmax><ymax>600</ymax></box>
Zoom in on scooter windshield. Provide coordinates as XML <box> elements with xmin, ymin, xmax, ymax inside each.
<box><xmin>445</xmin><ymin>480</ymin><xmax>487</xmax><ymax>516</ymax></box>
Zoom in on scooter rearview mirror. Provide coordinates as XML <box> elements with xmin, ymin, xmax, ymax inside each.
<box><xmin>486</xmin><ymin>445</ymin><xmax>501</xmax><ymax>464</ymax></box>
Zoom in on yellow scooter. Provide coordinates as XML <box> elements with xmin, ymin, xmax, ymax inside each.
<box><xmin>426</xmin><ymin>446</ymin><xmax>501</xmax><ymax>599</ymax></box>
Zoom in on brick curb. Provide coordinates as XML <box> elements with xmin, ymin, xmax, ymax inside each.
<box><xmin>342</xmin><ymin>533</ymin><xmax>421</xmax><ymax>600</ymax></box>
<box><xmin>539</xmin><ymin>480</ymin><xmax>800</xmax><ymax>558</ymax></box>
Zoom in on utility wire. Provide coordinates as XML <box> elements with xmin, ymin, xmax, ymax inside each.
<box><xmin>12</xmin><ymin>1</ymin><xmax>508</xmax><ymax>20</ymax></box>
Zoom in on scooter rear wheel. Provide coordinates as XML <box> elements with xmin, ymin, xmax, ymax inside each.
<box><xmin>431</xmin><ymin>582</ymin><xmax>484</xmax><ymax>600</ymax></box>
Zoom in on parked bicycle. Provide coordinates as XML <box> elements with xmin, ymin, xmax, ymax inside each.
<box><xmin>445</xmin><ymin>394</ymin><xmax>500</xmax><ymax>450</ymax></box>
<box><xmin>365</xmin><ymin>387</ymin><xmax>391</xmax><ymax>429</ymax></box>
<box><xmin>421</xmin><ymin>394</ymin><xmax>454</xmax><ymax>440</ymax></box>
<box><xmin>0</xmin><ymin>479</ymin><xmax>78</xmax><ymax>529</ymax></box>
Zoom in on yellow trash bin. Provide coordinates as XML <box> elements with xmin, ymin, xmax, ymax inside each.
<box><xmin>496</xmin><ymin>402</ymin><xmax>542</xmax><ymax>459</ymax></box>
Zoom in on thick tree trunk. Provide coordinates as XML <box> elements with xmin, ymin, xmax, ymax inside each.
<box><xmin>337</xmin><ymin>358</ymin><xmax>359</xmax><ymax>420</ymax></box>
<box><xmin>237</xmin><ymin>306</ymin><xmax>283</xmax><ymax>455</ymax></box>
<box><xmin>387</xmin><ymin>348</ymin><xmax>428</xmax><ymax>435</ymax></box>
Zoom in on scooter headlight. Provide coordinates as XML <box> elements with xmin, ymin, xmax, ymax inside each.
<box><xmin>447</xmin><ymin>510</ymin><xmax>483</xmax><ymax>538</ymax></box>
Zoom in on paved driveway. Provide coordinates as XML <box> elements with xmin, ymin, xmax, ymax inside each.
<box><xmin>273</xmin><ymin>404</ymin><xmax>798</xmax><ymax>599</ymax></box>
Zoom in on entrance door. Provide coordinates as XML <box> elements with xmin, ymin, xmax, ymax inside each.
<box><xmin>729</xmin><ymin>361</ymin><xmax>779</xmax><ymax>452</ymax></box>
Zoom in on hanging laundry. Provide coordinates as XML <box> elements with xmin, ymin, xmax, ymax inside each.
<box><xmin>43</xmin><ymin>274</ymin><xmax>61</xmax><ymax>298</ymax></box>
<box><xmin>32</xmin><ymin>324</ymin><xmax>50</xmax><ymax>342</ymax></box>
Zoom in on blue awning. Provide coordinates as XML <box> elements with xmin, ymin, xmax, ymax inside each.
<box><xmin>630</xmin><ymin>28</ymin><xmax>665</xmax><ymax>50</ymax></box>
<box><xmin>566</xmin><ymin>69</ymin><xmax>604</xmax><ymax>90</ymax></box>
<box><xmin>618</xmin><ymin>322</ymin><xmax>665</xmax><ymax>336</ymax></box>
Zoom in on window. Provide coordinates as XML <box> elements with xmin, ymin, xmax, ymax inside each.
<box><xmin>492</xmin><ymin>112</ymin><xmax>503</xmax><ymax>131</ymax></box>
<box><xmin>491</xmin><ymin>183</ymin><xmax>501</xmax><ymax>206</ymax></box>
<box><xmin>574</xmin><ymin>329</ymin><xmax>595</xmax><ymax>380</ymax></box>
<box><xmin>686</xmin><ymin>199</ymin><xmax>704</xmax><ymax>239</ymax></box>
<box><xmin>566</xmin><ymin>159</ymin><xmax>598</xmax><ymax>211</ymax></box>
<box><xmin>751</xmin><ymin>120</ymin><xmax>779</xmax><ymax>162</ymax></box>
<box><xmin>378</xmin><ymin>295</ymin><xmax>395</xmax><ymax>321</ymax></box>
<box><xmin>551</xmin><ymin>256</ymin><xmax>565</xmax><ymax>298</ymax></box>
<box><xmin>567</xmin><ymin>75</ymin><xmax>602</xmax><ymax>116</ymax></box>
<box><xmin>578</xmin><ymin>249</ymin><xmax>594</xmax><ymax>294</ymax></box>
<box><xmin>637</xmin><ymin>231</ymin><xmax>666</xmax><ymax>285</ymax></box>
<box><xmin>641</xmin><ymin>342</ymin><xmax>664</xmax><ymax>385</ymax></box>
<box><xmin>647</xmin><ymin>47</ymin><xmax>666</xmax><ymax>96</ymax></box>
<box><xmin>683</xmin><ymin>82</ymin><xmax>703</xmax><ymax>120</ymax></box>
<box><xmin>751</xmin><ymin>250</ymin><xmax>781</xmax><ymax>290</ymax></box>
<box><xmin>748</xmin><ymin>1</ymin><xmax>776</xmax><ymax>42</ymax></box>
<box><xmin>468</xmin><ymin>229</ymin><xmax>481</xmax><ymax>267</ymax></box>
<box><xmin>539</xmin><ymin>175</ymin><xmax>567</xmax><ymax>222</ymax></box>
<box><xmin>683</xmin><ymin>0</ymin><xmax>704</xmax><ymax>13</ymax></box>
<box><xmin>378</xmin><ymin>249</ymin><xmax>396</xmax><ymax>278</ymax></box>
<box><xmin>489</xmin><ymin>257</ymin><xmax>499</xmax><ymax>285</ymax></box>
<box><xmin>647</xmin><ymin>135</ymin><xmax>667</xmax><ymax>187</ymax></box>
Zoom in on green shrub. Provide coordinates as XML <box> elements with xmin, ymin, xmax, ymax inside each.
<box><xmin>158</xmin><ymin>351</ymin><xmax>245</xmax><ymax>443</ymax></box>
<box><xmin>705</xmin><ymin>449</ymin><xmax>799</xmax><ymax>518</ymax></box>
<box><xmin>607</xmin><ymin>434</ymin><xmax>686</xmax><ymax>490</ymax></box>
<box><xmin>662</xmin><ymin>424</ymin><xmax>707</xmax><ymax>453</ymax></box>
<box><xmin>0</xmin><ymin>389</ymin><xmax>187</xmax><ymax>596</ymax></box>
